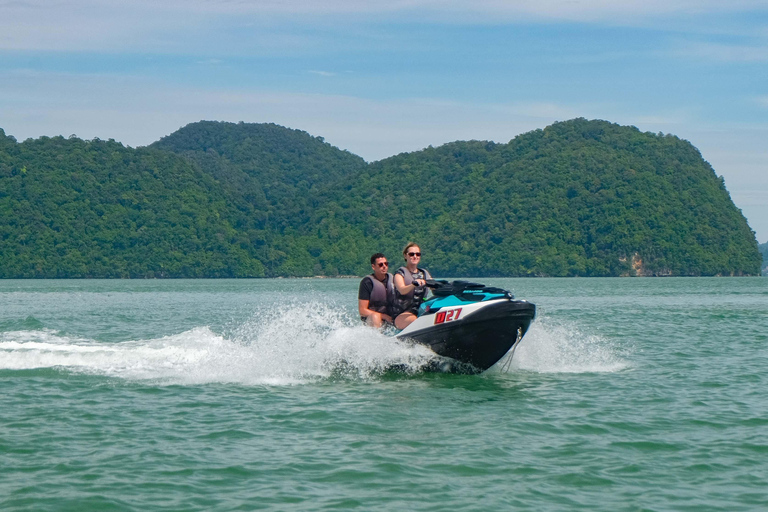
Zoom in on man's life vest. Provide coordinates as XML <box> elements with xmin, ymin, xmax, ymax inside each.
<box><xmin>363</xmin><ymin>273</ymin><xmax>395</xmax><ymax>315</ymax></box>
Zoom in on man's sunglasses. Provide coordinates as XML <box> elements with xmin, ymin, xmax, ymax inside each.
<box><xmin>377</xmin><ymin>262</ymin><xmax>389</xmax><ymax>267</ymax></box>
<box><xmin>408</xmin><ymin>252</ymin><xmax>421</xmax><ymax>257</ymax></box>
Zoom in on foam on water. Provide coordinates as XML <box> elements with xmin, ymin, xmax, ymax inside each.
<box><xmin>1</xmin><ymin>302</ymin><xmax>629</xmax><ymax>382</ymax></box>
<box><xmin>498</xmin><ymin>315</ymin><xmax>630</xmax><ymax>374</ymax></box>
<box><xmin>0</xmin><ymin>302</ymin><xmax>437</xmax><ymax>385</ymax></box>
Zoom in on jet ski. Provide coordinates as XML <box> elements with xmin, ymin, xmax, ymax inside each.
<box><xmin>396</xmin><ymin>280</ymin><xmax>536</xmax><ymax>374</ymax></box>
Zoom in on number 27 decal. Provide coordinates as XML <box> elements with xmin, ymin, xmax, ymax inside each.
<box><xmin>434</xmin><ymin>308</ymin><xmax>462</xmax><ymax>325</ymax></box>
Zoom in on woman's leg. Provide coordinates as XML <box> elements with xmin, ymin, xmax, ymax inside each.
<box><xmin>394</xmin><ymin>312</ymin><xmax>417</xmax><ymax>330</ymax></box>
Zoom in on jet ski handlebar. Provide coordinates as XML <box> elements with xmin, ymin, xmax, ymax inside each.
<box><xmin>424</xmin><ymin>279</ymin><xmax>514</xmax><ymax>299</ymax></box>
<box><xmin>425</xmin><ymin>279</ymin><xmax>483</xmax><ymax>289</ymax></box>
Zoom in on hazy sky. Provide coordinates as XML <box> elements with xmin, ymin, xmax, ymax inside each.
<box><xmin>1</xmin><ymin>0</ymin><xmax>766</xmax><ymax>241</ymax></box>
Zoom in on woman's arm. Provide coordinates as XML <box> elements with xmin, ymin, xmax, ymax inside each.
<box><xmin>394</xmin><ymin>272</ymin><xmax>425</xmax><ymax>294</ymax></box>
<box><xmin>393</xmin><ymin>273</ymin><xmax>409</xmax><ymax>294</ymax></box>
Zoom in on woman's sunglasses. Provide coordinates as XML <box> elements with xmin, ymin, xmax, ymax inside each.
<box><xmin>408</xmin><ymin>252</ymin><xmax>421</xmax><ymax>257</ymax></box>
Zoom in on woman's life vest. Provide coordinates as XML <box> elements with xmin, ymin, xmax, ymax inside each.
<box><xmin>394</xmin><ymin>266</ymin><xmax>432</xmax><ymax>315</ymax></box>
<box><xmin>363</xmin><ymin>274</ymin><xmax>395</xmax><ymax>316</ymax></box>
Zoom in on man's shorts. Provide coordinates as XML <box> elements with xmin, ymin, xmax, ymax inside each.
<box><xmin>361</xmin><ymin>315</ymin><xmax>394</xmax><ymax>326</ymax></box>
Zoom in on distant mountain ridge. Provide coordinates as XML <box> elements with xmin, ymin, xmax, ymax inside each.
<box><xmin>0</xmin><ymin>119</ymin><xmax>761</xmax><ymax>277</ymax></box>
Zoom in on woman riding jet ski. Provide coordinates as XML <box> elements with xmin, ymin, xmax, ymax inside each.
<box><xmin>396</xmin><ymin>280</ymin><xmax>536</xmax><ymax>374</ymax></box>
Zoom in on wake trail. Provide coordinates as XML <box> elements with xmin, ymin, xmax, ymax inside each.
<box><xmin>0</xmin><ymin>303</ymin><xmax>437</xmax><ymax>385</ymax></box>
<box><xmin>1</xmin><ymin>304</ymin><xmax>629</xmax><ymax>383</ymax></box>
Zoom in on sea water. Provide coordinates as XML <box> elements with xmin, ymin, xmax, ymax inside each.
<box><xmin>1</xmin><ymin>278</ymin><xmax>766</xmax><ymax>511</ymax></box>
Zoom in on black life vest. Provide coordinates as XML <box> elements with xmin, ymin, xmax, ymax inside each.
<box><xmin>363</xmin><ymin>273</ymin><xmax>395</xmax><ymax>315</ymax></box>
<box><xmin>394</xmin><ymin>266</ymin><xmax>432</xmax><ymax>313</ymax></box>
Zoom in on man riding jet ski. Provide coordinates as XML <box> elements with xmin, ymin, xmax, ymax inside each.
<box><xmin>396</xmin><ymin>280</ymin><xmax>536</xmax><ymax>373</ymax></box>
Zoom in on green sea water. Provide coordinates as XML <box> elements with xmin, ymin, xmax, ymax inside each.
<box><xmin>1</xmin><ymin>278</ymin><xmax>767</xmax><ymax>511</ymax></box>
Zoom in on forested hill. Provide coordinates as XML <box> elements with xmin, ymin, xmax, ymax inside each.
<box><xmin>149</xmin><ymin>121</ymin><xmax>367</xmax><ymax>236</ymax></box>
<box><xmin>760</xmin><ymin>242</ymin><xmax>768</xmax><ymax>276</ymax></box>
<box><xmin>0</xmin><ymin>119</ymin><xmax>761</xmax><ymax>278</ymax></box>
<box><xmin>0</xmin><ymin>130</ymin><xmax>266</xmax><ymax>277</ymax></box>
<box><xmin>328</xmin><ymin>119</ymin><xmax>760</xmax><ymax>276</ymax></box>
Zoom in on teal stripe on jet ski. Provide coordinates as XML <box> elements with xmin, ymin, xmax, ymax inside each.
<box><xmin>419</xmin><ymin>292</ymin><xmax>507</xmax><ymax>314</ymax></box>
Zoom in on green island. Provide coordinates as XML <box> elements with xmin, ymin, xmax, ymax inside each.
<box><xmin>0</xmin><ymin>118</ymin><xmax>762</xmax><ymax>278</ymax></box>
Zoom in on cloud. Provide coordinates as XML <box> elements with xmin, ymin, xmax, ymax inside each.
<box><xmin>677</xmin><ymin>42</ymin><xmax>768</xmax><ymax>63</ymax></box>
<box><xmin>197</xmin><ymin>58</ymin><xmax>225</xmax><ymax>65</ymax></box>
<box><xmin>18</xmin><ymin>0</ymin><xmax>764</xmax><ymax>17</ymax></box>
<box><xmin>2</xmin><ymin>0</ymin><xmax>768</xmax><ymax>51</ymax></box>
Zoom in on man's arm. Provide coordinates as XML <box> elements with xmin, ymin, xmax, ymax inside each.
<box><xmin>358</xmin><ymin>299</ymin><xmax>372</xmax><ymax>317</ymax></box>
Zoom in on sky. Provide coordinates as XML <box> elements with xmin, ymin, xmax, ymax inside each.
<box><xmin>1</xmin><ymin>0</ymin><xmax>766</xmax><ymax>242</ymax></box>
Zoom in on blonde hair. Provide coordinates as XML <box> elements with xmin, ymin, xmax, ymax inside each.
<box><xmin>402</xmin><ymin>242</ymin><xmax>420</xmax><ymax>260</ymax></box>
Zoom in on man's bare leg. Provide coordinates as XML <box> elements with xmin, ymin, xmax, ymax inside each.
<box><xmin>365</xmin><ymin>312</ymin><xmax>385</xmax><ymax>328</ymax></box>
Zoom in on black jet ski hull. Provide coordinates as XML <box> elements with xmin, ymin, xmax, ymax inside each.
<box><xmin>396</xmin><ymin>300</ymin><xmax>536</xmax><ymax>374</ymax></box>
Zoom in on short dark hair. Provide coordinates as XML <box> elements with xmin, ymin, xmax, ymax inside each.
<box><xmin>370</xmin><ymin>253</ymin><xmax>386</xmax><ymax>265</ymax></box>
